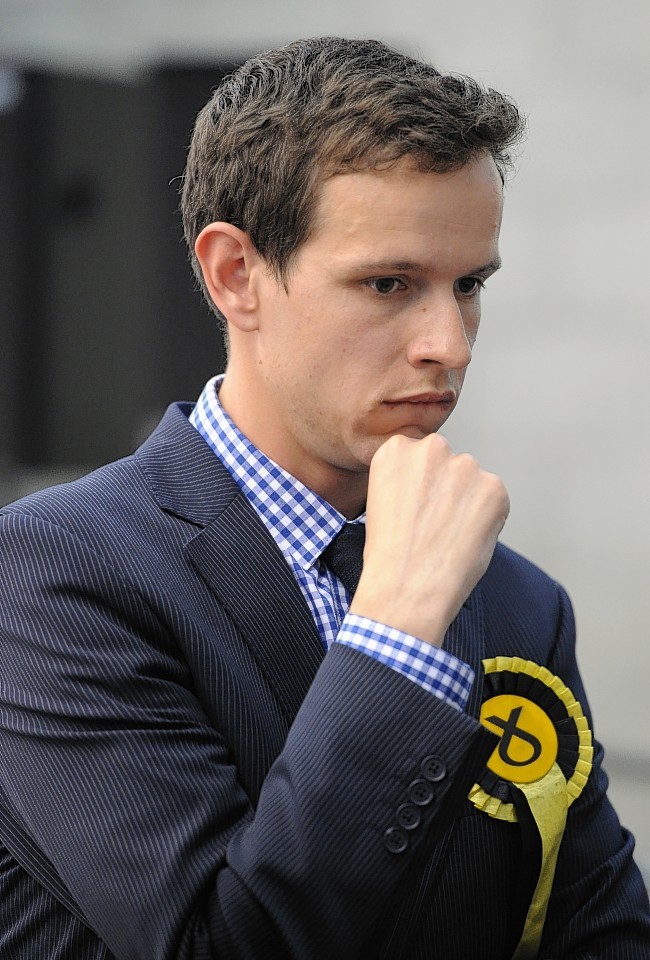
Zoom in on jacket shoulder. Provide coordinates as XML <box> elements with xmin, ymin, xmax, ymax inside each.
<box><xmin>1</xmin><ymin>451</ymin><xmax>150</xmax><ymax>532</ymax></box>
<box><xmin>0</xmin><ymin>401</ymin><xmax>221</xmax><ymax>538</ymax></box>
<box><xmin>479</xmin><ymin>542</ymin><xmax>573</xmax><ymax>662</ymax></box>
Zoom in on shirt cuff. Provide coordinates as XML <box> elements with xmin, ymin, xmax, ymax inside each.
<box><xmin>336</xmin><ymin>613</ymin><xmax>474</xmax><ymax>712</ymax></box>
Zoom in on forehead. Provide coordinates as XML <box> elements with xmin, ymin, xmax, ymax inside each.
<box><xmin>302</xmin><ymin>155</ymin><xmax>504</xmax><ymax>270</ymax></box>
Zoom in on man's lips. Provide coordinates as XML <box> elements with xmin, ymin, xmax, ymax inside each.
<box><xmin>383</xmin><ymin>391</ymin><xmax>456</xmax><ymax>406</ymax></box>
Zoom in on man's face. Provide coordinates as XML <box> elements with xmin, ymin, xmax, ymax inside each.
<box><xmin>233</xmin><ymin>154</ymin><xmax>503</xmax><ymax>506</ymax></box>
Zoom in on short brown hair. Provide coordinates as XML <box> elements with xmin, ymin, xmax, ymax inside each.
<box><xmin>181</xmin><ymin>36</ymin><xmax>525</xmax><ymax>320</ymax></box>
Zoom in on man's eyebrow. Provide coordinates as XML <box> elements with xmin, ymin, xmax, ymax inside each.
<box><xmin>351</xmin><ymin>260</ymin><xmax>422</xmax><ymax>273</ymax></box>
<box><xmin>350</xmin><ymin>257</ymin><xmax>502</xmax><ymax>275</ymax></box>
<box><xmin>472</xmin><ymin>257</ymin><xmax>502</xmax><ymax>275</ymax></box>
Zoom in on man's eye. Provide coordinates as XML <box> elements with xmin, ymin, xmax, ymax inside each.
<box><xmin>368</xmin><ymin>277</ymin><xmax>404</xmax><ymax>295</ymax></box>
<box><xmin>456</xmin><ymin>276</ymin><xmax>484</xmax><ymax>296</ymax></box>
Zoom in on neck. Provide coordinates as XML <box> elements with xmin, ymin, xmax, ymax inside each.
<box><xmin>296</xmin><ymin>466</ymin><xmax>368</xmax><ymax>520</ymax></box>
<box><xmin>218</xmin><ymin>370</ymin><xmax>368</xmax><ymax>519</ymax></box>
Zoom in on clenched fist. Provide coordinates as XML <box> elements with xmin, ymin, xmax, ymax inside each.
<box><xmin>350</xmin><ymin>433</ymin><xmax>509</xmax><ymax>647</ymax></box>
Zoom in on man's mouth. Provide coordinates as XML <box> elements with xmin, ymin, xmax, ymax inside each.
<box><xmin>383</xmin><ymin>390</ymin><xmax>456</xmax><ymax>406</ymax></box>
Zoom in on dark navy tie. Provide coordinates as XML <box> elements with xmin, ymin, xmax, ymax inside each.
<box><xmin>321</xmin><ymin>523</ymin><xmax>366</xmax><ymax>598</ymax></box>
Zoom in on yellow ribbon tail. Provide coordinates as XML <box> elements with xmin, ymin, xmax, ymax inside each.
<box><xmin>511</xmin><ymin>761</ymin><xmax>568</xmax><ymax>960</ymax></box>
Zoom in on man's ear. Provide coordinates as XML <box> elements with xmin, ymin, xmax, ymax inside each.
<box><xmin>194</xmin><ymin>223</ymin><xmax>260</xmax><ymax>331</ymax></box>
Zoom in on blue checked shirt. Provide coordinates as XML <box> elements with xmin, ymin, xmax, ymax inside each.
<box><xmin>189</xmin><ymin>376</ymin><xmax>473</xmax><ymax>711</ymax></box>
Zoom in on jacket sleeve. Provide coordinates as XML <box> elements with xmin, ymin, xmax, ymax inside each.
<box><xmin>0</xmin><ymin>512</ymin><xmax>496</xmax><ymax>960</ymax></box>
<box><xmin>539</xmin><ymin>583</ymin><xmax>650</xmax><ymax>959</ymax></box>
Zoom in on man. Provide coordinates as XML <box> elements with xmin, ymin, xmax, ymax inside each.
<box><xmin>0</xmin><ymin>36</ymin><xmax>648</xmax><ymax>959</ymax></box>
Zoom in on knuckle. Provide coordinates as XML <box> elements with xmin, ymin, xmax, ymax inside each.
<box><xmin>374</xmin><ymin>435</ymin><xmax>398</xmax><ymax>461</ymax></box>
<box><xmin>490</xmin><ymin>472</ymin><xmax>508</xmax><ymax>499</ymax></box>
<box><xmin>417</xmin><ymin>432</ymin><xmax>451</xmax><ymax>463</ymax></box>
<box><xmin>454</xmin><ymin>451</ymin><xmax>479</xmax><ymax>473</ymax></box>
<box><xmin>372</xmin><ymin>433</ymin><xmax>412</xmax><ymax>469</ymax></box>
<box><xmin>429</xmin><ymin>433</ymin><xmax>451</xmax><ymax>453</ymax></box>
<box><xmin>485</xmin><ymin>472</ymin><xmax>510</xmax><ymax>513</ymax></box>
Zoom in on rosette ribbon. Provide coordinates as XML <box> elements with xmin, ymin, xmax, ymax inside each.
<box><xmin>469</xmin><ymin>657</ymin><xmax>593</xmax><ymax>959</ymax></box>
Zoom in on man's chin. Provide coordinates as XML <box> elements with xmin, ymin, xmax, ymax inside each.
<box><xmin>382</xmin><ymin>423</ymin><xmax>441</xmax><ymax>444</ymax></box>
<box><xmin>345</xmin><ymin>428</ymin><xmax>432</xmax><ymax>469</ymax></box>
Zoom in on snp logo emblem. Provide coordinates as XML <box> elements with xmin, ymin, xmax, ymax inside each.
<box><xmin>480</xmin><ymin>694</ymin><xmax>558</xmax><ymax>784</ymax></box>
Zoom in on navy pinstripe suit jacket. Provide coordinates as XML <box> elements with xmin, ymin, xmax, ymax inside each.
<box><xmin>0</xmin><ymin>402</ymin><xmax>648</xmax><ymax>959</ymax></box>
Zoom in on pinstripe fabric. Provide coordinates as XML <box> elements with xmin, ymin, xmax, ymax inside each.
<box><xmin>0</xmin><ymin>402</ymin><xmax>648</xmax><ymax>959</ymax></box>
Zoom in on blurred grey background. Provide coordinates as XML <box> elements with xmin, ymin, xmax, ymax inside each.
<box><xmin>1</xmin><ymin>0</ymin><xmax>648</xmax><ymax>881</ymax></box>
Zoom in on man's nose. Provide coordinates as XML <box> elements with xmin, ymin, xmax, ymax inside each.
<box><xmin>406</xmin><ymin>295</ymin><xmax>473</xmax><ymax>369</ymax></box>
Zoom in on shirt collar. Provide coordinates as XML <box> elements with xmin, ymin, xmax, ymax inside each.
<box><xmin>189</xmin><ymin>375</ymin><xmax>361</xmax><ymax>570</ymax></box>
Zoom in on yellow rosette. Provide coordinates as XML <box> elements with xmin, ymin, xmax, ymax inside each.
<box><xmin>469</xmin><ymin>657</ymin><xmax>593</xmax><ymax>959</ymax></box>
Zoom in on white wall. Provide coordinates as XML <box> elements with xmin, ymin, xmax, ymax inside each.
<box><xmin>2</xmin><ymin>0</ymin><xmax>649</xmax><ymax>862</ymax></box>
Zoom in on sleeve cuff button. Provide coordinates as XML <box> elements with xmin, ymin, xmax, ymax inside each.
<box><xmin>396</xmin><ymin>803</ymin><xmax>421</xmax><ymax>831</ymax></box>
<box><xmin>421</xmin><ymin>755</ymin><xmax>447</xmax><ymax>782</ymax></box>
<box><xmin>407</xmin><ymin>778</ymin><xmax>435</xmax><ymax>806</ymax></box>
<box><xmin>384</xmin><ymin>826</ymin><xmax>409</xmax><ymax>854</ymax></box>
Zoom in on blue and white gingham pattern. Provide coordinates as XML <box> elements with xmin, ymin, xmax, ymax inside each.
<box><xmin>190</xmin><ymin>376</ymin><xmax>473</xmax><ymax>710</ymax></box>
<box><xmin>339</xmin><ymin>615</ymin><xmax>474</xmax><ymax>711</ymax></box>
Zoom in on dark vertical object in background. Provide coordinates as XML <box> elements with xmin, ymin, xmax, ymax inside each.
<box><xmin>148</xmin><ymin>66</ymin><xmax>231</xmax><ymax>413</ymax></box>
<box><xmin>0</xmin><ymin>71</ymin><xmax>26</xmax><ymax>470</ymax></box>
<box><xmin>12</xmin><ymin>73</ymin><xmax>157</xmax><ymax>466</ymax></box>
<box><xmin>4</xmin><ymin>65</ymin><xmax>232</xmax><ymax>467</ymax></box>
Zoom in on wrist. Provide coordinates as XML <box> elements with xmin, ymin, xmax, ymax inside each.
<box><xmin>349</xmin><ymin>582</ymin><xmax>449</xmax><ymax>648</ymax></box>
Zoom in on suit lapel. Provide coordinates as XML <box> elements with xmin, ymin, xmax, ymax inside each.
<box><xmin>186</xmin><ymin>495</ymin><xmax>325</xmax><ymax>726</ymax></box>
<box><xmin>137</xmin><ymin>403</ymin><xmax>325</xmax><ymax>726</ymax></box>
